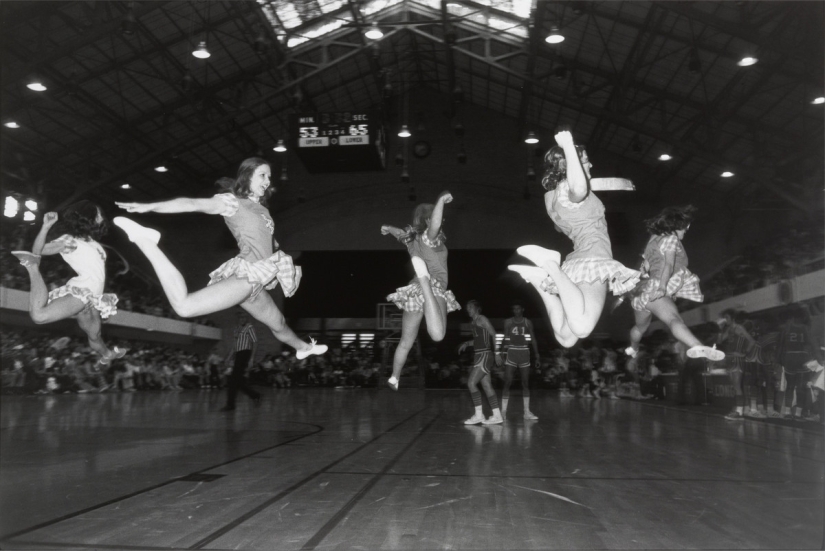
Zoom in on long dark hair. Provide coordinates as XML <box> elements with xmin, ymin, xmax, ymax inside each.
<box><xmin>58</xmin><ymin>200</ymin><xmax>108</xmax><ymax>241</ymax></box>
<box><xmin>541</xmin><ymin>145</ymin><xmax>588</xmax><ymax>191</ymax></box>
<box><xmin>398</xmin><ymin>202</ymin><xmax>446</xmax><ymax>244</ymax></box>
<box><xmin>644</xmin><ymin>205</ymin><xmax>697</xmax><ymax>235</ymax></box>
<box><xmin>214</xmin><ymin>157</ymin><xmax>273</xmax><ymax>206</ymax></box>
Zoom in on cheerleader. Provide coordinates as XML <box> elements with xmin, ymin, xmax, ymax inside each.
<box><xmin>382</xmin><ymin>191</ymin><xmax>460</xmax><ymax>390</ymax></box>
<box><xmin>508</xmin><ymin>130</ymin><xmax>640</xmax><ymax>347</ymax></box>
<box><xmin>114</xmin><ymin>157</ymin><xmax>326</xmax><ymax>360</ymax></box>
<box><xmin>11</xmin><ymin>201</ymin><xmax>125</xmax><ymax>363</ymax></box>
<box><xmin>625</xmin><ymin>205</ymin><xmax>724</xmax><ymax>361</ymax></box>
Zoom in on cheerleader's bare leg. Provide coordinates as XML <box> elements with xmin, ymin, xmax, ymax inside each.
<box><xmin>645</xmin><ymin>297</ymin><xmax>703</xmax><ymax>349</ymax></box>
<box><xmin>533</xmin><ymin>290</ymin><xmax>579</xmax><ymax>348</ymax></box>
<box><xmin>239</xmin><ymin>289</ymin><xmax>316</xmax><ymax>354</ymax></box>
<box><xmin>629</xmin><ymin>309</ymin><xmax>654</xmax><ymax>354</ymax></box>
<box><xmin>18</xmin><ymin>259</ymin><xmax>85</xmax><ymax>324</ymax></box>
<box><xmin>76</xmin><ymin>306</ymin><xmax>116</xmax><ymax>359</ymax></box>
<box><xmin>125</xmin><ymin>234</ymin><xmax>251</xmax><ymax>317</ymax></box>
<box><xmin>391</xmin><ymin>310</ymin><xmax>424</xmax><ymax>382</ymax></box>
<box><xmin>542</xmin><ymin>265</ymin><xmax>607</xmax><ymax>339</ymax></box>
<box><xmin>411</xmin><ymin>258</ymin><xmax>447</xmax><ymax>342</ymax></box>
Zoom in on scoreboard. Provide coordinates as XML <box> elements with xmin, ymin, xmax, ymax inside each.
<box><xmin>289</xmin><ymin>111</ymin><xmax>387</xmax><ymax>173</ymax></box>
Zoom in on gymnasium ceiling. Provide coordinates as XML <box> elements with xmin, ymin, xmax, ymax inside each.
<box><xmin>1</xmin><ymin>0</ymin><xmax>823</xmax><ymax>215</ymax></box>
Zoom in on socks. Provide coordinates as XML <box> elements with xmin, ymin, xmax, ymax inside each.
<box><xmin>471</xmin><ymin>391</ymin><xmax>482</xmax><ymax>407</ymax></box>
<box><xmin>523</xmin><ymin>396</ymin><xmax>530</xmax><ymax>411</ymax></box>
<box><xmin>487</xmin><ymin>393</ymin><xmax>499</xmax><ymax>410</ymax></box>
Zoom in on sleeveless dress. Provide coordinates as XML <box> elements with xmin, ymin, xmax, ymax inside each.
<box><xmin>631</xmin><ymin>234</ymin><xmax>703</xmax><ymax>312</ymax></box>
<box><xmin>46</xmin><ymin>234</ymin><xmax>118</xmax><ymax>318</ymax></box>
<box><xmin>207</xmin><ymin>193</ymin><xmax>301</xmax><ymax>300</ymax></box>
<box><xmin>540</xmin><ymin>180</ymin><xmax>640</xmax><ymax>295</ymax></box>
<box><xmin>387</xmin><ymin>230</ymin><xmax>460</xmax><ymax>313</ymax></box>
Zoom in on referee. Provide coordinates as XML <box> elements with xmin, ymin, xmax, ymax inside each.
<box><xmin>220</xmin><ymin>312</ymin><xmax>262</xmax><ymax>411</ymax></box>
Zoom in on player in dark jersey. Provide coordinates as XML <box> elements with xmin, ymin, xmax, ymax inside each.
<box><xmin>501</xmin><ymin>302</ymin><xmax>540</xmax><ymax>420</ymax></box>
<box><xmin>777</xmin><ymin>306</ymin><xmax>822</xmax><ymax>421</ymax></box>
<box><xmin>459</xmin><ymin>300</ymin><xmax>503</xmax><ymax>425</ymax></box>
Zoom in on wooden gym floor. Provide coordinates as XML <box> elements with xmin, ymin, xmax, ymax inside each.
<box><xmin>1</xmin><ymin>388</ymin><xmax>822</xmax><ymax>550</ymax></box>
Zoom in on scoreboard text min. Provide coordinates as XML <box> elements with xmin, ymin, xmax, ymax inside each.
<box><xmin>289</xmin><ymin>111</ymin><xmax>387</xmax><ymax>173</ymax></box>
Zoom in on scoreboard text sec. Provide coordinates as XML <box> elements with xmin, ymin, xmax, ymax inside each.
<box><xmin>289</xmin><ymin>112</ymin><xmax>387</xmax><ymax>173</ymax></box>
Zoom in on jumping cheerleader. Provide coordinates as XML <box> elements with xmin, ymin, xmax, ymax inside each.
<box><xmin>382</xmin><ymin>191</ymin><xmax>460</xmax><ymax>390</ymax></box>
<box><xmin>11</xmin><ymin>201</ymin><xmax>125</xmax><ymax>364</ymax></box>
<box><xmin>509</xmin><ymin>130</ymin><xmax>640</xmax><ymax>347</ymax></box>
<box><xmin>625</xmin><ymin>205</ymin><xmax>724</xmax><ymax>361</ymax></box>
<box><xmin>114</xmin><ymin>157</ymin><xmax>326</xmax><ymax>361</ymax></box>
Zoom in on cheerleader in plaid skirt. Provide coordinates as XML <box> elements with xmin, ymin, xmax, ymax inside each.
<box><xmin>626</xmin><ymin>205</ymin><xmax>724</xmax><ymax>361</ymax></box>
<box><xmin>383</xmin><ymin>191</ymin><xmax>460</xmax><ymax>390</ymax></box>
<box><xmin>11</xmin><ymin>201</ymin><xmax>125</xmax><ymax>364</ymax></box>
<box><xmin>115</xmin><ymin>157</ymin><xmax>326</xmax><ymax>361</ymax></box>
<box><xmin>508</xmin><ymin>130</ymin><xmax>640</xmax><ymax>348</ymax></box>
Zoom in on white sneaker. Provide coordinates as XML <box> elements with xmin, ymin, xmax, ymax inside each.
<box><xmin>113</xmin><ymin>217</ymin><xmax>161</xmax><ymax>245</ymax></box>
<box><xmin>523</xmin><ymin>411</ymin><xmax>539</xmax><ymax>420</ymax></box>
<box><xmin>482</xmin><ymin>413</ymin><xmax>503</xmax><ymax>425</ymax></box>
<box><xmin>386</xmin><ymin>377</ymin><xmax>399</xmax><ymax>391</ymax></box>
<box><xmin>296</xmin><ymin>338</ymin><xmax>328</xmax><ymax>360</ymax></box>
<box><xmin>624</xmin><ymin>346</ymin><xmax>638</xmax><ymax>358</ymax></box>
<box><xmin>464</xmin><ymin>413</ymin><xmax>485</xmax><ymax>425</ymax></box>
<box><xmin>508</xmin><ymin>265</ymin><xmax>550</xmax><ymax>286</ymax></box>
<box><xmin>687</xmin><ymin>344</ymin><xmax>725</xmax><ymax>361</ymax></box>
<box><xmin>516</xmin><ymin>245</ymin><xmax>561</xmax><ymax>270</ymax></box>
<box><xmin>410</xmin><ymin>256</ymin><xmax>430</xmax><ymax>279</ymax></box>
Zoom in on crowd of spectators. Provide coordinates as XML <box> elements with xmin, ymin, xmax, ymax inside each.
<box><xmin>701</xmin><ymin>222</ymin><xmax>824</xmax><ymax>303</ymax></box>
<box><xmin>0</xmin><ymin>327</ymin><xmax>381</xmax><ymax>396</ymax></box>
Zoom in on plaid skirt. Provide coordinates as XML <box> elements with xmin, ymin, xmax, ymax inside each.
<box><xmin>630</xmin><ymin>268</ymin><xmax>703</xmax><ymax>312</ymax></box>
<box><xmin>539</xmin><ymin>258</ymin><xmax>640</xmax><ymax>297</ymax></box>
<box><xmin>208</xmin><ymin>251</ymin><xmax>301</xmax><ymax>299</ymax></box>
<box><xmin>387</xmin><ymin>279</ymin><xmax>461</xmax><ymax>313</ymax></box>
<box><xmin>48</xmin><ymin>285</ymin><xmax>118</xmax><ymax>319</ymax></box>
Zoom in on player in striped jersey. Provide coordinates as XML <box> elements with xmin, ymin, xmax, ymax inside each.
<box><xmin>501</xmin><ymin>302</ymin><xmax>540</xmax><ymax>420</ymax></box>
<box><xmin>459</xmin><ymin>300</ymin><xmax>504</xmax><ymax>425</ymax></box>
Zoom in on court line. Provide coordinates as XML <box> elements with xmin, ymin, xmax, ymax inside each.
<box><xmin>188</xmin><ymin>407</ymin><xmax>430</xmax><ymax>549</ymax></box>
<box><xmin>319</xmin><ymin>471</ymin><xmax>824</xmax><ymax>483</ymax></box>
<box><xmin>300</xmin><ymin>414</ymin><xmax>440</xmax><ymax>551</ymax></box>
<box><xmin>0</xmin><ymin>422</ymin><xmax>325</xmax><ymax>542</ymax></box>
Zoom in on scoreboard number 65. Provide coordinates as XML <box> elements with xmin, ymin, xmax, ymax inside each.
<box><xmin>349</xmin><ymin>124</ymin><xmax>368</xmax><ymax>136</ymax></box>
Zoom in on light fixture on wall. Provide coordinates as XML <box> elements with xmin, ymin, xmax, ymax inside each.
<box><xmin>273</xmin><ymin>139</ymin><xmax>287</xmax><ymax>153</ymax></box>
<box><xmin>524</xmin><ymin>131</ymin><xmax>539</xmax><ymax>144</ymax></box>
<box><xmin>398</xmin><ymin>125</ymin><xmax>411</xmax><ymax>138</ymax></box>
<box><xmin>400</xmin><ymin>166</ymin><xmax>410</xmax><ymax>183</ymax></box>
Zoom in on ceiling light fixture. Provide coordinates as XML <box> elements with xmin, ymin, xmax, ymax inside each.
<box><xmin>721</xmin><ymin>171</ymin><xmax>734</xmax><ymax>178</ymax></box>
<box><xmin>365</xmin><ymin>24</ymin><xmax>383</xmax><ymax>40</ymax></box>
<box><xmin>524</xmin><ymin>131</ymin><xmax>539</xmax><ymax>144</ymax></box>
<box><xmin>121</xmin><ymin>183</ymin><xmax>132</xmax><ymax>189</ymax></box>
<box><xmin>192</xmin><ymin>41</ymin><xmax>211</xmax><ymax>59</ymax></box>
<box><xmin>121</xmin><ymin>5</ymin><xmax>137</xmax><ymax>36</ymax></box>
<box><xmin>273</xmin><ymin>139</ymin><xmax>287</xmax><ymax>152</ymax></box>
<box><xmin>4</xmin><ymin>121</ymin><xmax>20</xmax><ymax>129</ymax></box>
<box><xmin>545</xmin><ymin>26</ymin><xmax>565</xmax><ymax>44</ymax></box>
<box><xmin>398</xmin><ymin>125</ymin><xmax>411</xmax><ymax>138</ymax></box>
<box><xmin>737</xmin><ymin>55</ymin><xmax>757</xmax><ymax>67</ymax></box>
<box><xmin>154</xmin><ymin>165</ymin><xmax>168</xmax><ymax>173</ymax></box>
<box><xmin>812</xmin><ymin>96</ymin><xmax>825</xmax><ymax>105</ymax></box>
<box><xmin>658</xmin><ymin>153</ymin><xmax>672</xmax><ymax>161</ymax></box>
<box><xmin>688</xmin><ymin>48</ymin><xmax>701</xmax><ymax>74</ymax></box>
<box><xmin>26</xmin><ymin>76</ymin><xmax>47</xmax><ymax>92</ymax></box>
